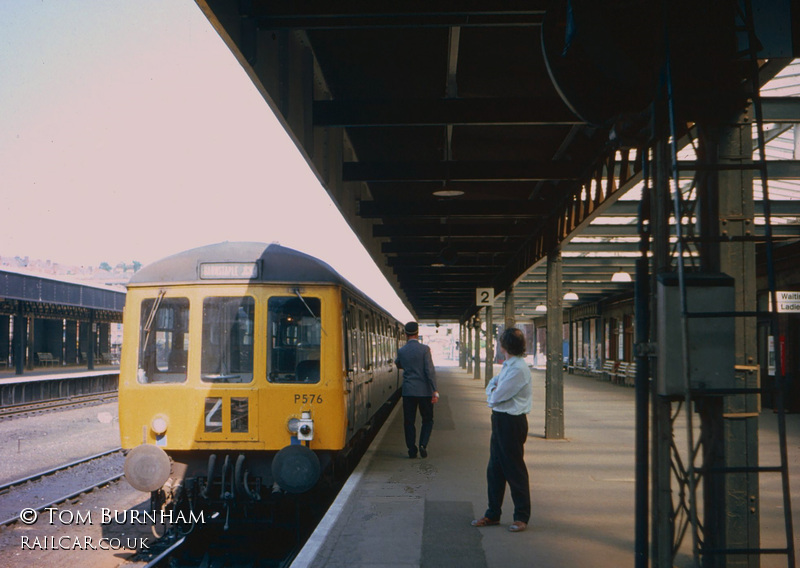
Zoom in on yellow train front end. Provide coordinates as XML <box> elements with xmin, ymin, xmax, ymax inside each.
<box><xmin>119</xmin><ymin>277</ymin><xmax>347</xmax><ymax>503</ymax></box>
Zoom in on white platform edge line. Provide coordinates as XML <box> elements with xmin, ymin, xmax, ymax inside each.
<box><xmin>290</xmin><ymin>402</ymin><xmax>401</xmax><ymax>568</ymax></box>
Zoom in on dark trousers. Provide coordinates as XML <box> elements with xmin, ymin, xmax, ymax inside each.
<box><xmin>403</xmin><ymin>396</ymin><xmax>434</xmax><ymax>450</ymax></box>
<box><xmin>485</xmin><ymin>411</ymin><xmax>531</xmax><ymax>523</ymax></box>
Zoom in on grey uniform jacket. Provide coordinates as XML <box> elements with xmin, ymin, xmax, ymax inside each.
<box><xmin>396</xmin><ymin>339</ymin><xmax>437</xmax><ymax>397</ymax></box>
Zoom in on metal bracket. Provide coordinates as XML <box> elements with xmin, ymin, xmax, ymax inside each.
<box><xmin>634</xmin><ymin>342</ymin><xmax>656</xmax><ymax>357</ymax></box>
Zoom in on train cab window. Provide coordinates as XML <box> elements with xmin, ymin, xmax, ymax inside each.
<box><xmin>268</xmin><ymin>296</ymin><xmax>321</xmax><ymax>383</ymax></box>
<box><xmin>201</xmin><ymin>297</ymin><xmax>255</xmax><ymax>383</ymax></box>
<box><xmin>138</xmin><ymin>297</ymin><xmax>190</xmax><ymax>384</ymax></box>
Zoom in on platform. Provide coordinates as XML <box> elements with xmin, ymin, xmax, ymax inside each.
<box><xmin>293</xmin><ymin>364</ymin><xmax>800</xmax><ymax>568</ymax></box>
<box><xmin>0</xmin><ymin>366</ymin><xmax>119</xmax><ymax>383</ymax></box>
<box><xmin>293</xmin><ymin>365</ymin><xmax>640</xmax><ymax>567</ymax></box>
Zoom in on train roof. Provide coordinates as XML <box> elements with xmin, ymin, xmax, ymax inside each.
<box><xmin>128</xmin><ymin>242</ymin><xmax>352</xmax><ymax>288</ymax></box>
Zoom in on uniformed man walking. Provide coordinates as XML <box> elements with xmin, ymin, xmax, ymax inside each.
<box><xmin>395</xmin><ymin>322</ymin><xmax>439</xmax><ymax>458</ymax></box>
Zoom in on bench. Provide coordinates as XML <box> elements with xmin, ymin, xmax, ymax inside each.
<box><xmin>37</xmin><ymin>352</ymin><xmax>58</xmax><ymax>367</ymax></box>
<box><xmin>611</xmin><ymin>361</ymin><xmax>630</xmax><ymax>385</ymax></box>
<box><xmin>593</xmin><ymin>360</ymin><xmax>617</xmax><ymax>382</ymax></box>
<box><xmin>621</xmin><ymin>361</ymin><xmax>638</xmax><ymax>387</ymax></box>
<box><xmin>577</xmin><ymin>357</ymin><xmax>595</xmax><ymax>376</ymax></box>
<box><xmin>568</xmin><ymin>357</ymin><xmax>588</xmax><ymax>375</ymax></box>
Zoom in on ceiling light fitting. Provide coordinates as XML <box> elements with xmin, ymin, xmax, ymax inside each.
<box><xmin>611</xmin><ymin>268</ymin><xmax>632</xmax><ymax>282</ymax></box>
<box><xmin>432</xmin><ymin>186</ymin><xmax>464</xmax><ymax>197</ymax></box>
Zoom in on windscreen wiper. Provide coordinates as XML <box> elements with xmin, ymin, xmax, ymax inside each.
<box><xmin>142</xmin><ymin>289</ymin><xmax>167</xmax><ymax>349</ymax></box>
<box><xmin>294</xmin><ymin>288</ymin><xmax>327</xmax><ymax>336</ymax></box>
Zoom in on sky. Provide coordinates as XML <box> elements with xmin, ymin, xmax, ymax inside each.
<box><xmin>0</xmin><ymin>0</ymin><xmax>413</xmax><ymax>322</ymax></box>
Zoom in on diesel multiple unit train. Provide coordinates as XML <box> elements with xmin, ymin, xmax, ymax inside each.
<box><xmin>119</xmin><ymin>242</ymin><xmax>404</xmax><ymax>519</ymax></box>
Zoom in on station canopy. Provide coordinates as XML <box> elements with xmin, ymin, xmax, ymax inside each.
<box><xmin>197</xmin><ymin>1</ymin><xmax>800</xmax><ymax>322</ymax></box>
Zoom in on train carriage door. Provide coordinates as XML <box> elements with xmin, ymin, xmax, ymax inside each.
<box><xmin>356</xmin><ymin>308</ymin><xmax>369</xmax><ymax>428</ymax></box>
<box><xmin>344</xmin><ymin>302</ymin><xmax>358</xmax><ymax>434</ymax></box>
<box><xmin>364</xmin><ymin>310</ymin><xmax>376</xmax><ymax>418</ymax></box>
<box><xmin>369</xmin><ymin>314</ymin><xmax>385</xmax><ymax>413</ymax></box>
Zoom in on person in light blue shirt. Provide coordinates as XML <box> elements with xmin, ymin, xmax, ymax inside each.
<box><xmin>472</xmin><ymin>327</ymin><xmax>533</xmax><ymax>533</ymax></box>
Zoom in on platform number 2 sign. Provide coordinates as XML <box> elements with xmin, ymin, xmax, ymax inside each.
<box><xmin>476</xmin><ymin>288</ymin><xmax>493</xmax><ymax>306</ymax></box>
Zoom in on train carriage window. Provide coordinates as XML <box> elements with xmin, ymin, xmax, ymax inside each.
<box><xmin>201</xmin><ymin>297</ymin><xmax>254</xmax><ymax>383</ymax></box>
<box><xmin>268</xmin><ymin>296</ymin><xmax>321</xmax><ymax>383</ymax></box>
<box><xmin>138</xmin><ymin>297</ymin><xmax>190</xmax><ymax>384</ymax></box>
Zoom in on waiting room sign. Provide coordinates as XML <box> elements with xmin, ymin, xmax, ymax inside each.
<box><xmin>775</xmin><ymin>291</ymin><xmax>800</xmax><ymax>313</ymax></box>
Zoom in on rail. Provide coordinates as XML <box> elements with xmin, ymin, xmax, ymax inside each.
<box><xmin>0</xmin><ymin>447</ymin><xmax>124</xmax><ymax>527</ymax></box>
<box><xmin>0</xmin><ymin>391</ymin><xmax>118</xmax><ymax>419</ymax></box>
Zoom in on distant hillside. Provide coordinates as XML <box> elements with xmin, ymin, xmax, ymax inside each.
<box><xmin>0</xmin><ymin>255</ymin><xmax>140</xmax><ymax>286</ymax></box>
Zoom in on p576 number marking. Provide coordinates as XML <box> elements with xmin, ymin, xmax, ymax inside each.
<box><xmin>294</xmin><ymin>394</ymin><xmax>323</xmax><ymax>404</ymax></box>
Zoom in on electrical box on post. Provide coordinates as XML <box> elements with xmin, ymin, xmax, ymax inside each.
<box><xmin>656</xmin><ymin>273</ymin><xmax>736</xmax><ymax>397</ymax></box>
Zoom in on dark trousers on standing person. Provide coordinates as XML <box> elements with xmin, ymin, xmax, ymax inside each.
<box><xmin>485</xmin><ymin>411</ymin><xmax>531</xmax><ymax>523</ymax></box>
<box><xmin>403</xmin><ymin>396</ymin><xmax>434</xmax><ymax>453</ymax></box>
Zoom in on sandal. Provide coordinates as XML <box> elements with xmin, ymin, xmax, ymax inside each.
<box><xmin>471</xmin><ymin>517</ymin><xmax>500</xmax><ymax>527</ymax></box>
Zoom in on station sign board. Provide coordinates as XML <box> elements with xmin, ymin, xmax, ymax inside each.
<box><xmin>774</xmin><ymin>291</ymin><xmax>800</xmax><ymax>313</ymax></box>
<box><xmin>476</xmin><ymin>288</ymin><xmax>494</xmax><ymax>306</ymax></box>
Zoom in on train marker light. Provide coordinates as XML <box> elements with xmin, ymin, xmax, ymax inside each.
<box><xmin>151</xmin><ymin>415</ymin><xmax>169</xmax><ymax>435</ymax></box>
<box><xmin>297</xmin><ymin>411</ymin><xmax>314</xmax><ymax>441</ymax></box>
<box><xmin>288</xmin><ymin>412</ymin><xmax>315</xmax><ymax>440</ymax></box>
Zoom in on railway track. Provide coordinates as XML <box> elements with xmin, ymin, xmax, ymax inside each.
<box><xmin>0</xmin><ymin>392</ymin><xmax>118</xmax><ymax>420</ymax></box>
<box><xmin>138</xmin><ymin>520</ymin><xmax>305</xmax><ymax>568</ymax></box>
<box><xmin>141</xmin><ymin>536</ymin><xmax>186</xmax><ymax>568</ymax></box>
<box><xmin>135</xmin><ymin>402</ymin><xmax>396</xmax><ymax>567</ymax></box>
<box><xmin>0</xmin><ymin>447</ymin><xmax>124</xmax><ymax>527</ymax></box>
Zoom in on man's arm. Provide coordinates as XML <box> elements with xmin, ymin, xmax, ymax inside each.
<box><xmin>395</xmin><ymin>346</ymin><xmax>404</xmax><ymax>370</ymax></box>
<box><xmin>487</xmin><ymin>367</ymin><xmax>526</xmax><ymax>406</ymax></box>
<box><xmin>423</xmin><ymin>346</ymin><xmax>436</xmax><ymax>391</ymax></box>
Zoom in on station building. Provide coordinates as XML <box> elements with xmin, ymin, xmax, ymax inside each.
<box><xmin>0</xmin><ymin>267</ymin><xmax>124</xmax><ymax>374</ymax></box>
